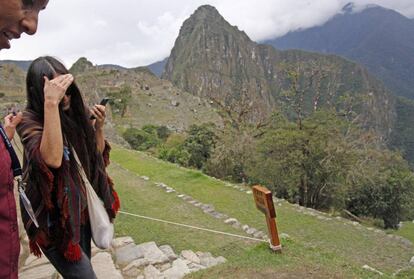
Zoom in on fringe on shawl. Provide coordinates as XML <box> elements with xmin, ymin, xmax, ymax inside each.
<box><xmin>29</xmin><ymin>239</ymin><xmax>42</xmax><ymax>258</ymax></box>
<box><xmin>64</xmin><ymin>241</ymin><xmax>82</xmax><ymax>262</ymax></box>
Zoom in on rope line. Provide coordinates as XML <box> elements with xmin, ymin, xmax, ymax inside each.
<box><xmin>119</xmin><ymin>210</ymin><xmax>267</xmax><ymax>243</ymax></box>
<box><xmin>12</xmin><ymin>141</ymin><xmax>267</xmax><ymax>243</ymax></box>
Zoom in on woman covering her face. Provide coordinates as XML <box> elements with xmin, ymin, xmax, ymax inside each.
<box><xmin>17</xmin><ymin>56</ymin><xmax>120</xmax><ymax>278</ymax></box>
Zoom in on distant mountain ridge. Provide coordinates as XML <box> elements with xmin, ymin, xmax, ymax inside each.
<box><xmin>147</xmin><ymin>58</ymin><xmax>168</xmax><ymax>77</ymax></box>
<box><xmin>0</xmin><ymin>59</ymin><xmax>128</xmax><ymax>73</ymax></box>
<box><xmin>162</xmin><ymin>5</ymin><xmax>395</xmax><ymax>139</ymax></box>
<box><xmin>266</xmin><ymin>3</ymin><xmax>414</xmax><ymax>100</ymax></box>
<box><xmin>0</xmin><ymin>60</ymin><xmax>32</xmax><ymax>71</ymax></box>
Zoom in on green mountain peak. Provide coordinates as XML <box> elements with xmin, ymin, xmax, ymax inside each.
<box><xmin>163</xmin><ymin>5</ymin><xmax>395</xmax><ymax>139</ymax></box>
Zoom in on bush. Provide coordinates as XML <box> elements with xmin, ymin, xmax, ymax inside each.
<box><xmin>348</xmin><ymin>154</ymin><xmax>414</xmax><ymax>229</ymax></box>
<box><xmin>164</xmin><ymin>133</ymin><xmax>187</xmax><ymax>148</ymax></box>
<box><xmin>156</xmin><ymin>126</ymin><xmax>171</xmax><ymax>141</ymax></box>
<box><xmin>123</xmin><ymin>128</ymin><xmax>159</xmax><ymax>151</ymax></box>
<box><xmin>141</xmin><ymin>124</ymin><xmax>171</xmax><ymax>141</ymax></box>
<box><xmin>158</xmin><ymin>145</ymin><xmax>190</xmax><ymax>166</ymax></box>
<box><xmin>183</xmin><ymin>124</ymin><xmax>216</xmax><ymax>169</ymax></box>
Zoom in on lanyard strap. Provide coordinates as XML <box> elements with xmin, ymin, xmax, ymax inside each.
<box><xmin>0</xmin><ymin>124</ymin><xmax>22</xmax><ymax>177</ymax></box>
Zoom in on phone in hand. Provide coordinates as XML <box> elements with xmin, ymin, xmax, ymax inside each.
<box><xmin>90</xmin><ymin>97</ymin><xmax>110</xmax><ymax>119</ymax></box>
<box><xmin>99</xmin><ymin>97</ymin><xmax>110</xmax><ymax>106</ymax></box>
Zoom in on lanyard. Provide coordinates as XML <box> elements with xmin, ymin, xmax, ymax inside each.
<box><xmin>0</xmin><ymin>124</ymin><xmax>22</xmax><ymax>177</ymax></box>
<box><xmin>0</xmin><ymin>124</ymin><xmax>38</xmax><ymax>227</ymax></box>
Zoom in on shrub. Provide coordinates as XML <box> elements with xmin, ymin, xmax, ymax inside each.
<box><xmin>158</xmin><ymin>145</ymin><xmax>190</xmax><ymax>166</ymax></box>
<box><xmin>183</xmin><ymin>124</ymin><xmax>216</xmax><ymax>169</ymax></box>
<box><xmin>348</xmin><ymin>155</ymin><xmax>414</xmax><ymax>229</ymax></box>
<box><xmin>123</xmin><ymin>128</ymin><xmax>159</xmax><ymax>151</ymax></box>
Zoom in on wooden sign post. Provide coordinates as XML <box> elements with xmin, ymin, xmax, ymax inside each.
<box><xmin>252</xmin><ymin>185</ymin><xmax>282</xmax><ymax>252</ymax></box>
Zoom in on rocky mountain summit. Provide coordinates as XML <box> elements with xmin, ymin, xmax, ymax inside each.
<box><xmin>163</xmin><ymin>5</ymin><xmax>396</xmax><ymax>139</ymax></box>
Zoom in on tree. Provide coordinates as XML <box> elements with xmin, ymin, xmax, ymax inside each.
<box><xmin>183</xmin><ymin>124</ymin><xmax>217</xmax><ymax>169</ymax></box>
<box><xmin>347</xmin><ymin>150</ymin><xmax>414</xmax><ymax>229</ymax></box>
<box><xmin>280</xmin><ymin>63</ymin><xmax>343</xmax><ymax>206</ymax></box>
<box><xmin>205</xmin><ymin>93</ymin><xmax>271</xmax><ymax>182</ymax></box>
<box><xmin>205</xmin><ymin>129</ymin><xmax>255</xmax><ymax>183</ymax></box>
<box><xmin>108</xmin><ymin>85</ymin><xmax>132</xmax><ymax>117</ymax></box>
<box><xmin>248</xmin><ymin>111</ymin><xmax>360</xmax><ymax>209</ymax></box>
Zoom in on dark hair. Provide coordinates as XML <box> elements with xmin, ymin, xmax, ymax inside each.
<box><xmin>21</xmin><ymin>0</ymin><xmax>36</xmax><ymax>9</ymax></box>
<box><xmin>26</xmin><ymin>56</ymin><xmax>97</xmax><ymax>176</ymax></box>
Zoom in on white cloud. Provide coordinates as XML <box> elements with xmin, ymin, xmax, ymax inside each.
<box><xmin>0</xmin><ymin>0</ymin><xmax>412</xmax><ymax>67</ymax></box>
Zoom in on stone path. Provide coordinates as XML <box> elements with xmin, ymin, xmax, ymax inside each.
<box><xmin>114</xmin><ymin>237</ymin><xmax>226</xmax><ymax>279</ymax></box>
<box><xmin>18</xmin><ymin>236</ymin><xmax>226</xmax><ymax>279</ymax></box>
<box><xmin>18</xmin><ymin>237</ymin><xmax>120</xmax><ymax>279</ymax></box>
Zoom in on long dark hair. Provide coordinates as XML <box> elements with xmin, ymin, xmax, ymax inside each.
<box><xmin>26</xmin><ymin>56</ymin><xmax>97</xmax><ymax>177</ymax></box>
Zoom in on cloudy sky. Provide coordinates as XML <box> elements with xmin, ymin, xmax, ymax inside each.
<box><xmin>1</xmin><ymin>0</ymin><xmax>413</xmax><ymax>67</ymax></box>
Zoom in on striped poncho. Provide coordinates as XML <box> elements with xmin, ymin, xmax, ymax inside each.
<box><xmin>17</xmin><ymin>110</ymin><xmax>120</xmax><ymax>262</ymax></box>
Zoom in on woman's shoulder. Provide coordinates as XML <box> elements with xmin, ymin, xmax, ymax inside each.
<box><xmin>19</xmin><ymin>110</ymin><xmax>42</xmax><ymax>125</ymax></box>
<box><xmin>17</xmin><ymin>110</ymin><xmax>43</xmax><ymax>140</ymax></box>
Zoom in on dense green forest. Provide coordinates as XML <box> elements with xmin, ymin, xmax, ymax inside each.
<box><xmin>390</xmin><ymin>97</ymin><xmax>414</xmax><ymax>167</ymax></box>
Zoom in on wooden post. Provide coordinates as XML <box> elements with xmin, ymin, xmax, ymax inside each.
<box><xmin>252</xmin><ymin>185</ymin><xmax>282</xmax><ymax>252</ymax></box>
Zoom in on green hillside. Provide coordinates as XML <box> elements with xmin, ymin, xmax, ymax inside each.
<box><xmin>110</xmin><ymin>145</ymin><xmax>414</xmax><ymax>278</ymax></box>
<box><xmin>268</xmin><ymin>5</ymin><xmax>414</xmax><ymax>100</ymax></box>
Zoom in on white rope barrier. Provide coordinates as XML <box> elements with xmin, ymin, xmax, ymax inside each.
<box><xmin>119</xmin><ymin>210</ymin><xmax>267</xmax><ymax>243</ymax></box>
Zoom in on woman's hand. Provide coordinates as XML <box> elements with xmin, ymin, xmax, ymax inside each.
<box><xmin>40</xmin><ymin>74</ymin><xmax>73</xmax><ymax>169</ymax></box>
<box><xmin>90</xmin><ymin>105</ymin><xmax>106</xmax><ymax>130</ymax></box>
<box><xmin>4</xmin><ymin>112</ymin><xmax>23</xmax><ymax>140</ymax></box>
<box><xmin>43</xmin><ymin>74</ymin><xmax>74</xmax><ymax>106</ymax></box>
<box><xmin>90</xmin><ymin>105</ymin><xmax>106</xmax><ymax>153</ymax></box>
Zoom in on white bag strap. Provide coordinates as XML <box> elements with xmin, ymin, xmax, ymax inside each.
<box><xmin>72</xmin><ymin>148</ymin><xmax>94</xmax><ymax>192</ymax></box>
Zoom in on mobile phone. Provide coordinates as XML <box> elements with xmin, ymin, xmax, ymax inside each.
<box><xmin>90</xmin><ymin>97</ymin><xmax>110</xmax><ymax>119</ymax></box>
<box><xmin>100</xmin><ymin>97</ymin><xmax>110</xmax><ymax>106</ymax></box>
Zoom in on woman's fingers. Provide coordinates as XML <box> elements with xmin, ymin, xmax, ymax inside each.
<box><xmin>59</xmin><ymin>74</ymin><xmax>74</xmax><ymax>89</ymax></box>
<box><xmin>95</xmin><ymin>105</ymin><xmax>106</xmax><ymax>116</ymax></box>
<box><xmin>92</xmin><ymin>105</ymin><xmax>106</xmax><ymax>129</ymax></box>
<box><xmin>43</xmin><ymin>76</ymin><xmax>50</xmax><ymax>86</ymax></box>
<box><xmin>9</xmin><ymin>112</ymin><xmax>23</xmax><ymax>126</ymax></box>
<box><xmin>51</xmin><ymin>74</ymin><xmax>73</xmax><ymax>90</ymax></box>
<box><xmin>44</xmin><ymin>74</ymin><xmax>74</xmax><ymax>104</ymax></box>
<box><xmin>92</xmin><ymin>106</ymin><xmax>104</xmax><ymax>119</ymax></box>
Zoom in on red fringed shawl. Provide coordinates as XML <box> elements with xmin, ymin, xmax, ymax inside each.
<box><xmin>17</xmin><ymin>110</ymin><xmax>120</xmax><ymax>262</ymax></box>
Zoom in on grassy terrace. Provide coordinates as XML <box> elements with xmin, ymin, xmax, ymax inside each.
<box><xmin>391</xmin><ymin>222</ymin><xmax>414</xmax><ymax>244</ymax></box>
<box><xmin>110</xmin><ymin>146</ymin><xmax>414</xmax><ymax>278</ymax></box>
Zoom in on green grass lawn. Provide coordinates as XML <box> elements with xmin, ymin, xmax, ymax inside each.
<box><xmin>109</xmin><ymin>146</ymin><xmax>414</xmax><ymax>278</ymax></box>
<box><xmin>391</xmin><ymin>222</ymin><xmax>414</xmax><ymax>244</ymax></box>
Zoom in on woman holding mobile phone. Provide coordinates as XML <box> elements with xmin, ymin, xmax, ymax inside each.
<box><xmin>17</xmin><ymin>56</ymin><xmax>120</xmax><ymax>278</ymax></box>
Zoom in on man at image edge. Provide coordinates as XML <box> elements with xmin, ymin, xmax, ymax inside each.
<box><xmin>0</xmin><ymin>0</ymin><xmax>49</xmax><ymax>278</ymax></box>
